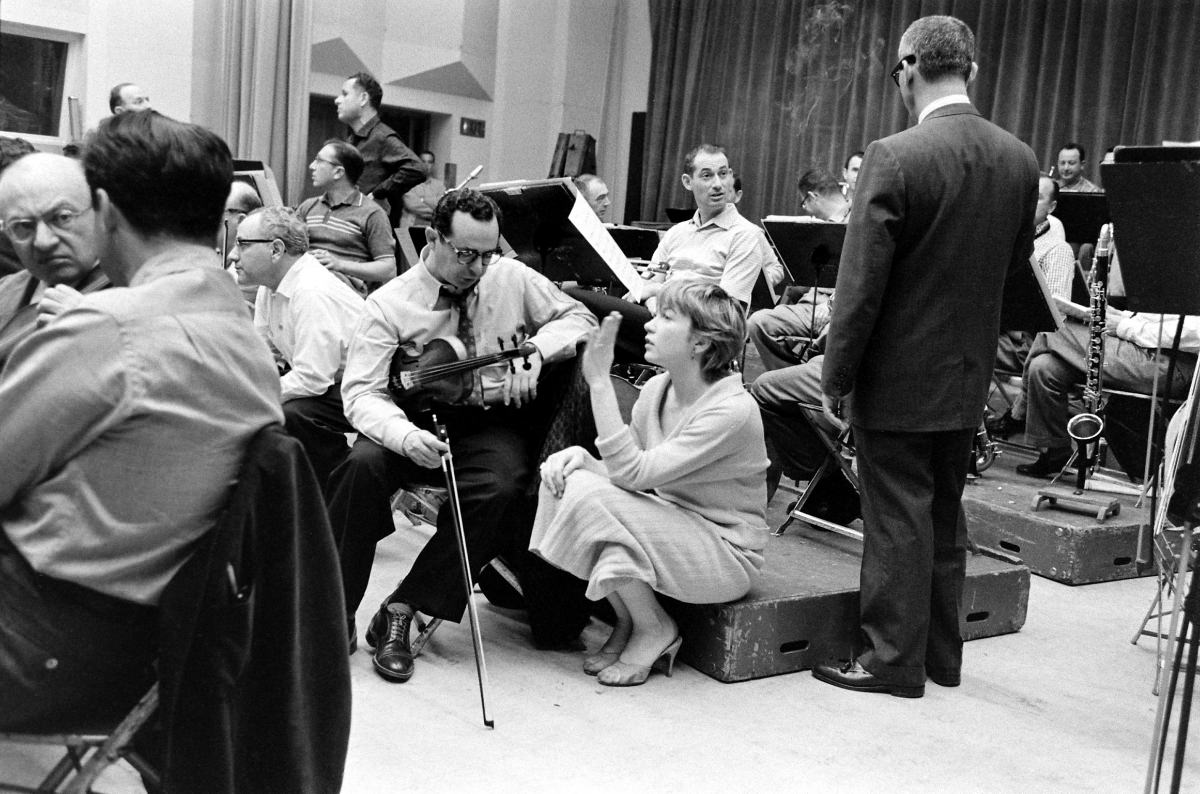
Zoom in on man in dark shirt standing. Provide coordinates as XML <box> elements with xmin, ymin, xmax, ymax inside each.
<box><xmin>335</xmin><ymin>72</ymin><xmax>423</xmax><ymax>227</ymax></box>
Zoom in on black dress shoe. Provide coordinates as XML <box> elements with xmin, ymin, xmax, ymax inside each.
<box><xmin>926</xmin><ymin>667</ymin><xmax>961</xmax><ymax>687</ymax></box>
<box><xmin>985</xmin><ymin>409</ymin><xmax>1025</xmax><ymax>439</ymax></box>
<box><xmin>812</xmin><ymin>659</ymin><xmax>924</xmax><ymax>698</ymax></box>
<box><xmin>1015</xmin><ymin>448</ymin><xmax>1072</xmax><ymax>478</ymax></box>
<box><xmin>365</xmin><ymin>602</ymin><xmax>415</xmax><ymax>683</ymax></box>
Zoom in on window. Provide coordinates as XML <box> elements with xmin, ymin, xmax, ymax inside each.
<box><xmin>0</xmin><ymin>32</ymin><xmax>69</xmax><ymax>136</ymax></box>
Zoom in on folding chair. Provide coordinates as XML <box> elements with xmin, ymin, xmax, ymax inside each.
<box><xmin>773</xmin><ymin>402</ymin><xmax>863</xmax><ymax>541</ymax></box>
<box><xmin>0</xmin><ymin>686</ymin><xmax>160</xmax><ymax>794</ymax></box>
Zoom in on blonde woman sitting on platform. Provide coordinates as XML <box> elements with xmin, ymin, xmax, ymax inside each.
<box><xmin>530</xmin><ymin>281</ymin><xmax>769</xmax><ymax>686</ymax></box>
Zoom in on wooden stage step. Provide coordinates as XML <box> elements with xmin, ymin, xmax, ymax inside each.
<box><xmin>962</xmin><ymin>444</ymin><xmax>1153</xmax><ymax>585</ymax></box>
<box><xmin>666</xmin><ymin>526</ymin><xmax>1029</xmax><ymax>683</ymax></box>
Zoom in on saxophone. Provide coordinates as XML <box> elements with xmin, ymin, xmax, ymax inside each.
<box><xmin>1066</xmin><ymin>223</ymin><xmax>1112</xmax><ymax>447</ymax></box>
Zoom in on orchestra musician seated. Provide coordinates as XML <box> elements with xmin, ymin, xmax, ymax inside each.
<box><xmin>327</xmin><ymin>187</ymin><xmax>596</xmax><ymax>684</ymax></box>
<box><xmin>296</xmin><ymin>139</ymin><xmax>397</xmax><ymax>293</ymax></box>
<box><xmin>1016</xmin><ymin>285</ymin><xmax>1200</xmax><ymax>477</ymax></box>
<box><xmin>530</xmin><ymin>282</ymin><xmax>769</xmax><ymax>687</ymax></box>
<box><xmin>746</xmin><ymin>166</ymin><xmax>850</xmax><ymax>373</ymax></box>
<box><xmin>0</xmin><ymin>111</ymin><xmax>283</xmax><ymax>731</ymax></box>
<box><xmin>567</xmin><ymin>143</ymin><xmax>765</xmax><ymax>363</ymax></box>
<box><xmin>987</xmin><ymin>175</ymin><xmax>1077</xmax><ymax>439</ymax></box>
<box><xmin>229</xmin><ymin>205</ymin><xmax>365</xmax><ymax>488</ymax></box>
<box><xmin>0</xmin><ymin>153</ymin><xmax>111</xmax><ymax>370</ymax></box>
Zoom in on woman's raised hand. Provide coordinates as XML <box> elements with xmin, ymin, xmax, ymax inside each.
<box><xmin>581</xmin><ymin>312</ymin><xmax>621</xmax><ymax>387</ymax></box>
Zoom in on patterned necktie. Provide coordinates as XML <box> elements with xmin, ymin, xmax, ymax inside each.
<box><xmin>440</xmin><ymin>286</ymin><xmax>479</xmax><ymax>403</ymax></box>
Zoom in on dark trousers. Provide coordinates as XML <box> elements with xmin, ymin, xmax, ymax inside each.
<box><xmin>853</xmin><ymin>425</ymin><xmax>974</xmax><ymax>688</ymax></box>
<box><xmin>1024</xmin><ymin>322</ymin><xmax>1196</xmax><ymax>450</ymax></box>
<box><xmin>0</xmin><ymin>533</ymin><xmax>156</xmax><ymax>732</ymax></box>
<box><xmin>282</xmin><ymin>385</ymin><xmax>354</xmax><ymax>491</ymax></box>
<box><xmin>327</xmin><ymin>407</ymin><xmax>535</xmax><ymax>622</ymax></box>
<box><xmin>750</xmin><ymin>354</ymin><xmax>830</xmax><ymax>498</ymax></box>
<box><xmin>564</xmin><ymin>287</ymin><xmax>651</xmax><ymax>364</ymax></box>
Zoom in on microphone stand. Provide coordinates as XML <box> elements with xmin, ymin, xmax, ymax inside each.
<box><xmin>432</xmin><ymin>414</ymin><xmax>495</xmax><ymax>729</ymax></box>
<box><xmin>455</xmin><ymin>165</ymin><xmax>484</xmax><ymax>192</ymax></box>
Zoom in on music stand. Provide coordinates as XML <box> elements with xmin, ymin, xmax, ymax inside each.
<box><xmin>606</xmin><ymin>225</ymin><xmax>662</xmax><ymax>260</ymax></box>
<box><xmin>1054</xmin><ymin>193</ymin><xmax>1109</xmax><ymax>249</ymax></box>
<box><xmin>478</xmin><ymin>178</ymin><xmax>646</xmax><ymax>301</ymax></box>
<box><xmin>762</xmin><ymin>219</ymin><xmax>844</xmax><ymax>293</ymax></box>
<box><xmin>1102</xmin><ymin>148</ymin><xmax>1200</xmax><ymax>793</ymax></box>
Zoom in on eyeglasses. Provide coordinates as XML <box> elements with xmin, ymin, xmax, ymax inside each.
<box><xmin>800</xmin><ymin>191</ymin><xmax>817</xmax><ymax>213</ymax></box>
<box><xmin>890</xmin><ymin>54</ymin><xmax>916</xmax><ymax>87</ymax></box>
<box><xmin>441</xmin><ymin>235</ymin><xmax>502</xmax><ymax>267</ymax></box>
<box><xmin>311</xmin><ymin>156</ymin><xmax>340</xmax><ymax>168</ymax></box>
<box><xmin>235</xmin><ymin>237</ymin><xmax>276</xmax><ymax>249</ymax></box>
<box><xmin>1</xmin><ymin>206</ymin><xmax>92</xmax><ymax>244</ymax></box>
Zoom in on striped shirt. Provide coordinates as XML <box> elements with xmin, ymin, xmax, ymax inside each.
<box><xmin>297</xmin><ymin>189</ymin><xmax>394</xmax><ymax>266</ymax></box>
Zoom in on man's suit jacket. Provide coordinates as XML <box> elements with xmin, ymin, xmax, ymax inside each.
<box><xmin>822</xmin><ymin>103</ymin><xmax>1039</xmax><ymax>432</ymax></box>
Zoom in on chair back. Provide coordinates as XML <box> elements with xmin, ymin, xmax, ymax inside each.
<box><xmin>156</xmin><ymin>424</ymin><xmax>351</xmax><ymax>794</ymax></box>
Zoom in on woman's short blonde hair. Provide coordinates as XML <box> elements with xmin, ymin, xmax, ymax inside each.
<box><xmin>656</xmin><ymin>280</ymin><xmax>745</xmax><ymax>381</ymax></box>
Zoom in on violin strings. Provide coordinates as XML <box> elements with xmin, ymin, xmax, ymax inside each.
<box><xmin>407</xmin><ymin>350</ymin><xmax>520</xmax><ymax>385</ymax></box>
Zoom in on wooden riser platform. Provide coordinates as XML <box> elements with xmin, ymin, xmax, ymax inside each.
<box><xmin>963</xmin><ymin>444</ymin><xmax>1153</xmax><ymax>585</ymax></box>
<box><xmin>665</xmin><ymin>526</ymin><xmax>1028</xmax><ymax>683</ymax></box>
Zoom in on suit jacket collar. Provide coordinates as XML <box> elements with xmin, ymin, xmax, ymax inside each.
<box><xmin>920</xmin><ymin>102</ymin><xmax>980</xmax><ymax>124</ymax></box>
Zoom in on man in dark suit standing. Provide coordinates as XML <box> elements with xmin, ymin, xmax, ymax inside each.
<box><xmin>814</xmin><ymin>15</ymin><xmax>1039</xmax><ymax>699</ymax></box>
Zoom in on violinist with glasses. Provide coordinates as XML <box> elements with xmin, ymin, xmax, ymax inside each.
<box><xmin>327</xmin><ymin>188</ymin><xmax>596</xmax><ymax>684</ymax></box>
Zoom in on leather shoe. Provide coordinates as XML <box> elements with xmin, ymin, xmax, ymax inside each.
<box><xmin>985</xmin><ymin>409</ymin><xmax>1025</xmax><ymax>439</ymax></box>
<box><xmin>1015</xmin><ymin>448</ymin><xmax>1072</xmax><ymax>478</ymax></box>
<box><xmin>927</xmin><ymin>668</ymin><xmax>961</xmax><ymax>687</ymax></box>
<box><xmin>365</xmin><ymin>602</ymin><xmax>415</xmax><ymax>683</ymax></box>
<box><xmin>812</xmin><ymin>659</ymin><xmax>924</xmax><ymax>698</ymax></box>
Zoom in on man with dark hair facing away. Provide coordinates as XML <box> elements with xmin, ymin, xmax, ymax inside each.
<box><xmin>814</xmin><ymin>15</ymin><xmax>1039</xmax><ymax>699</ymax></box>
<box><xmin>335</xmin><ymin>71</ymin><xmax>424</xmax><ymax>226</ymax></box>
<box><xmin>328</xmin><ymin>187</ymin><xmax>596</xmax><ymax>683</ymax></box>
<box><xmin>0</xmin><ymin>110</ymin><xmax>282</xmax><ymax>730</ymax></box>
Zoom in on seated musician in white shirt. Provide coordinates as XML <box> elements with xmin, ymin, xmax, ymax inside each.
<box><xmin>328</xmin><ymin>188</ymin><xmax>596</xmax><ymax>684</ymax></box>
<box><xmin>568</xmin><ymin>144</ymin><xmax>765</xmax><ymax>362</ymax></box>
<box><xmin>230</xmin><ymin>205</ymin><xmax>365</xmax><ymax>487</ymax></box>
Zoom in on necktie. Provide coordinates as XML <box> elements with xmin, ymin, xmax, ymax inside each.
<box><xmin>440</xmin><ymin>286</ymin><xmax>479</xmax><ymax>403</ymax></box>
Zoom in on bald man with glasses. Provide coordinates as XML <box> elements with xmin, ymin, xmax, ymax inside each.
<box><xmin>327</xmin><ymin>187</ymin><xmax>596</xmax><ymax>684</ymax></box>
<box><xmin>0</xmin><ymin>153</ymin><xmax>110</xmax><ymax>370</ymax></box>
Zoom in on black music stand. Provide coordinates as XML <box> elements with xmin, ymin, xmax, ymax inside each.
<box><xmin>762</xmin><ymin>219</ymin><xmax>843</xmax><ymax>294</ymax></box>
<box><xmin>762</xmin><ymin>220</ymin><xmax>844</xmax><ymax>346</ymax></box>
<box><xmin>478</xmin><ymin>178</ymin><xmax>640</xmax><ymax>296</ymax></box>
<box><xmin>1054</xmin><ymin>193</ymin><xmax>1109</xmax><ymax>249</ymax></box>
<box><xmin>606</xmin><ymin>225</ymin><xmax>661</xmax><ymax>260</ymax></box>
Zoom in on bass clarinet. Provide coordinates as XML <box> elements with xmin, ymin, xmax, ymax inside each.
<box><xmin>1066</xmin><ymin>223</ymin><xmax>1113</xmax><ymax>450</ymax></box>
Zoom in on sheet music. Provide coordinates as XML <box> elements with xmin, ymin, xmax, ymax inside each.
<box><xmin>567</xmin><ymin>192</ymin><xmax>645</xmax><ymax>302</ymax></box>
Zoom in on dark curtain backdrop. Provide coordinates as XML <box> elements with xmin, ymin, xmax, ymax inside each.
<box><xmin>642</xmin><ymin>0</ymin><xmax>1200</xmax><ymax>223</ymax></box>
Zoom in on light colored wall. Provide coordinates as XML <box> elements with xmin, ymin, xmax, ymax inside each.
<box><xmin>1</xmin><ymin>0</ymin><xmax>195</xmax><ymax>139</ymax></box>
<box><xmin>2</xmin><ymin>0</ymin><xmax>651</xmax><ymax>215</ymax></box>
<box><xmin>311</xmin><ymin>0</ymin><xmax>649</xmax><ymax>205</ymax></box>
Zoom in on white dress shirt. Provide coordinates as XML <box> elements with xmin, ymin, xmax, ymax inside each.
<box><xmin>254</xmin><ymin>253</ymin><xmax>365</xmax><ymax>402</ymax></box>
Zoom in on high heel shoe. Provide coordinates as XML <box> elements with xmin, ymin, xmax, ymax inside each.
<box><xmin>582</xmin><ymin>650</ymin><xmax>621</xmax><ymax>676</ymax></box>
<box><xmin>597</xmin><ymin>636</ymin><xmax>682</xmax><ymax>687</ymax></box>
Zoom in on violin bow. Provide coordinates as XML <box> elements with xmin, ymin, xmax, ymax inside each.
<box><xmin>432</xmin><ymin>414</ymin><xmax>495</xmax><ymax>729</ymax></box>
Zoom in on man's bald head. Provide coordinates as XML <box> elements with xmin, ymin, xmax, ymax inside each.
<box><xmin>0</xmin><ymin>153</ymin><xmax>98</xmax><ymax>285</ymax></box>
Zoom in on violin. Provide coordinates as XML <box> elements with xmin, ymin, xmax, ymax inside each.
<box><xmin>388</xmin><ymin>334</ymin><xmax>533</xmax><ymax>411</ymax></box>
